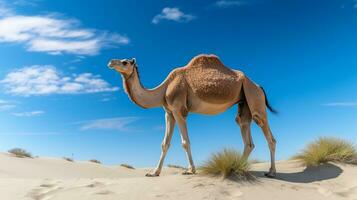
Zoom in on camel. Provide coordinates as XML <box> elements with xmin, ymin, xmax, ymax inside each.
<box><xmin>108</xmin><ymin>54</ymin><xmax>277</xmax><ymax>178</ymax></box>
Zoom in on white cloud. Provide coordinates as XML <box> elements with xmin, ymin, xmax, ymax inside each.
<box><xmin>0</xmin><ymin>65</ymin><xmax>119</xmax><ymax>96</ymax></box>
<box><xmin>152</xmin><ymin>7</ymin><xmax>195</xmax><ymax>24</ymax></box>
<box><xmin>322</xmin><ymin>102</ymin><xmax>357</xmax><ymax>107</ymax></box>
<box><xmin>12</xmin><ymin>110</ymin><xmax>44</xmax><ymax>117</ymax></box>
<box><xmin>79</xmin><ymin>117</ymin><xmax>139</xmax><ymax>131</ymax></box>
<box><xmin>0</xmin><ymin>99</ymin><xmax>16</xmax><ymax>111</ymax></box>
<box><xmin>215</xmin><ymin>0</ymin><xmax>246</xmax><ymax>8</ymax></box>
<box><xmin>0</xmin><ymin>5</ymin><xmax>129</xmax><ymax>55</ymax></box>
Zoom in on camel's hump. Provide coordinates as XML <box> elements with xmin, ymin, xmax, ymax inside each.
<box><xmin>186</xmin><ymin>54</ymin><xmax>225</xmax><ymax>68</ymax></box>
<box><xmin>183</xmin><ymin>54</ymin><xmax>241</xmax><ymax>103</ymax></box>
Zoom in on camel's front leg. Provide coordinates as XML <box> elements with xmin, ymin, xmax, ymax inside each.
<box><xmin>146</xmin><ymin>112</ymin><xmax>175</xmax><ymax>177</ymax></box>
<box><xmin>172</xmin><ymin>112</ymin><xmax>196</xmax><ymax>175</ymax></box>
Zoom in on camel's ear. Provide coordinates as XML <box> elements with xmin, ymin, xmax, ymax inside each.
<box><xmin>130</xmin><ymin>58</ymin><xmax>136</xmax><ymax>65</ymax></box>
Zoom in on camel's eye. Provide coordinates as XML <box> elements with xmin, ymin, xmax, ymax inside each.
<box><xmin>122</xmin><ymin>61</ymin><xmax>128</xmax><ymax>65</ymax></box>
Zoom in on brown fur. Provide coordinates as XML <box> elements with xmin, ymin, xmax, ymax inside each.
<box><xmin>122</xmin><ymin>67</ymin><xmax>148</xmax><ymax>109</ymax></box>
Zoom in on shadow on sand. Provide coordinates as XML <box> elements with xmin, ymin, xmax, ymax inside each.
<box><xmin>251</xmin><ymin>163</ymin><xmax>343</xmax><ymax>183</ymax></box>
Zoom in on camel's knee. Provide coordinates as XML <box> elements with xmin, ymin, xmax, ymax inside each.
<box><xmin>246</xmin><ymin>142</ymin><xmax>255</xmax><ymax>150</ymax></box>
<box><xmin>161</xmin><ymin>142</ymin><xmax>170</xmax><ymax>153</ymax></box>
<box><xmin>269</xmin><ymin>138</ymin><xmax>276</xmax><ymax>149</ymax></box>
<box><xmin>252</xmin><ymin>112</ymin><xmax>268</xmax><ymax>128</ymax></box>
<box><xmin>181</xmin><ymin>140</ymin><xmax>190</xmax><ymax>150</ymax></box>
<box><xmin>252</xmin><ymin>113</ymin><xmax>265</xmax><ymax>127</ymax></box>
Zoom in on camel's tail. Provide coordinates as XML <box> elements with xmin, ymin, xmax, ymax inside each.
<box><xmin>260</xmin><ymin>86</ymin><xmax>278</xmax><ymax>114</ymax></box>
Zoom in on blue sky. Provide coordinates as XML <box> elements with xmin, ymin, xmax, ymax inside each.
<box><xmin>0</xmin><ymin>0</ymin><xmax>357</xmax><ymax>167</ymax></box>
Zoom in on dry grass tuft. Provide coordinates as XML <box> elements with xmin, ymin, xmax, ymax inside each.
<box><xmin>89</xmin><ymin>159</ymin><xmax>101</xmax><ymax>164</ymax></box>
<box><xmin>120</xmin><ymin>163</ymin><xmax>135</xmax><ymax>169</ymax></box>
<box><xmin>294</xmin><ymin>137</ymin><xmax>357</xmax><ymax>166</ymax></box>
<box><xmin>63</xmin><ymin>157</ymin><xmax>74</xmax><ymax>162</ymax></box>
<box><xmin>8</xmin><ymin>148</ymin><xmax>32</xmax><ymax>158</ymax></box>
<box><xmin>200</xmin><ymin>148</ymin><xmax>251</xmax><ymax>179</ymax></box>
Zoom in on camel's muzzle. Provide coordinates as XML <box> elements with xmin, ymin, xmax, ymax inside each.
<box><xmin>108</xmin><ymin>59</ymin><xmax>120</xmax><ymax>69</ymax></box>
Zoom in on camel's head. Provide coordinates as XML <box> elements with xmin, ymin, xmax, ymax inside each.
<box><xmin>108</xmin><ymin>58</ymin><xmax>136</xmax><ymax>76</ymax></box>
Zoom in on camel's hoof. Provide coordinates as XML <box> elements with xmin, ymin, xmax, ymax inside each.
<box><xmin>264</xmin><ymin>172</ymin><xmax>276</xmax><ymax>178</ymax></box>
<box><xmin>182</xmin><ymin>170</ymin><xmax>196</xmax><ymax>175</ymax></box>
<box><xmin>145</xmin><ymin>172</ymin><xmax>160</xmax><ymax>177</ymax></box>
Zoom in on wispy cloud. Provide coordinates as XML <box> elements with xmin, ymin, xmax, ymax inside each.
<box><xmin>12</xmin><ymin>0</ymin><xmax>39</xmax><ymax>7</ymax></box>
<box><xmin>153</xmin><ymin>125</ymin><xmax>165</xmax><ymax>131</ymax></box>
<box><xmin>1</xmin><ymin>65</ymin><xmax>119</xmax><ymax>96</ymax></box>
<box><xmin>214</xmin><ymin>0</ymin><xmax>246</xmax><ymax>8</ymax></box>
<box><xmin>64</xmin><ymin>56</ymin><xmax>85</xmax><ymax>65</ymax></box>
<box><xmin>0</xmin><ymin>4</ymin><xmax>129</xmax><ymax>55</ymax></box>
<box><xmin>12</xmin><ymin>110</ymin><xmax>44</xmax><ymax>117</ymax></box>
<box><xmin>0</xmin><ymin>99</ymin><xmax>16</xmax><ymax>111</ymax></box>
<box><xmin>0</xmin><ymin>104</ymin><xmax>16</xmax><ymax>111</ymax></box>
<box><xmin>322</xmin><ymin>102</ymin><xmax>357</xmax><ymax>107</ymax></box>
<box><xmin>152</xmin><ymin>7</ymin><xmax>195</xmax><ymax>24</ymax></box>
<box><xmin>100</xmin><ymin>97</ymin><xmax>116</xmax><ymax>102</ymax></box>
<box><xmin>78</xmin><ymin>117</ymin><xmax>139</xmax><ymax>132</ymax></box>
<box><xmin>0</xmin><ymin>2</ymin><xmax>12</xmax><ymax>17</ymax></box>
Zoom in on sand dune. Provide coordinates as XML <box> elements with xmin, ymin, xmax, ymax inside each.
<box><xmin>0</xmin><ymin>153</ymin><xmax>356</xmax><ymax>200</ymax></box>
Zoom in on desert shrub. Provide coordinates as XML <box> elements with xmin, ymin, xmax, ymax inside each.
<box><xmin>8</xmin><ymin>148</ymin><xmax>32</xmax><ymax>158</ymax></box>
<box><xmin>294</xmin><ymin>137</ymin><xmax>357</xmax><ymax>166</ymax></box>
<box><xmin>200</xmin><ymin>148</ymin><xmax>251</xmax><ymax>179</ymax></box>
<box><xmin>120</xmin><ymin>163</ymin><xmax>135</xmax><ymax>169</ymax></box>
<box><xmin>167</xmin><ymin>164</ymin><xmax>186</xmax><ymax>169</ymax></box>
<box><xmin>89</xmin><ymin>159</ymin><xmax>101</xmax><ymax>164</ymax></box>
<box><xmin>63</xmin><ymin>157</ymin><xmax>74</xmax><ymax>162</ymax></box>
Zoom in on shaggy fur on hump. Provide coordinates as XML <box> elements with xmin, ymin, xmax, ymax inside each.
<box><xmin>183</xmin><ymin>54</ymin><xmax>243</xmax><ymax>104</ymax></box>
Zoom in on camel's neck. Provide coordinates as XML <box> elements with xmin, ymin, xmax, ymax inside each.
<box><xmin>122</xmin><ymin>67</ymin><xmax>166</xmax><ymax>108</ymax></box>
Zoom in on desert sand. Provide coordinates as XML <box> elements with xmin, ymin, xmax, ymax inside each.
<box><xmin>0</xmin><ymin>153</ymin><xmax>356</xmax><ymax>200</ymax></box>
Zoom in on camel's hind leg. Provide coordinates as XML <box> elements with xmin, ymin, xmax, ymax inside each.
<box><xmin>236</xmin><ymin>102</ymin><xmax>254</xmax><ymax>160</ymax></box>
<box><xmin>258</xmin><ymin>117</ymin><xmax>276</xmax><ymax>178</ymax></box>
<box><xmin>243</xmin><ymin>78</ymin><xmax>277</xmax><ymax>178</ymax></box>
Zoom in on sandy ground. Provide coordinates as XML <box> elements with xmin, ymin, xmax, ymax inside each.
<box><xmin>0</xmin><ymin>153</ymin><xmax>356</xmax><ymax>200</ymax></box>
